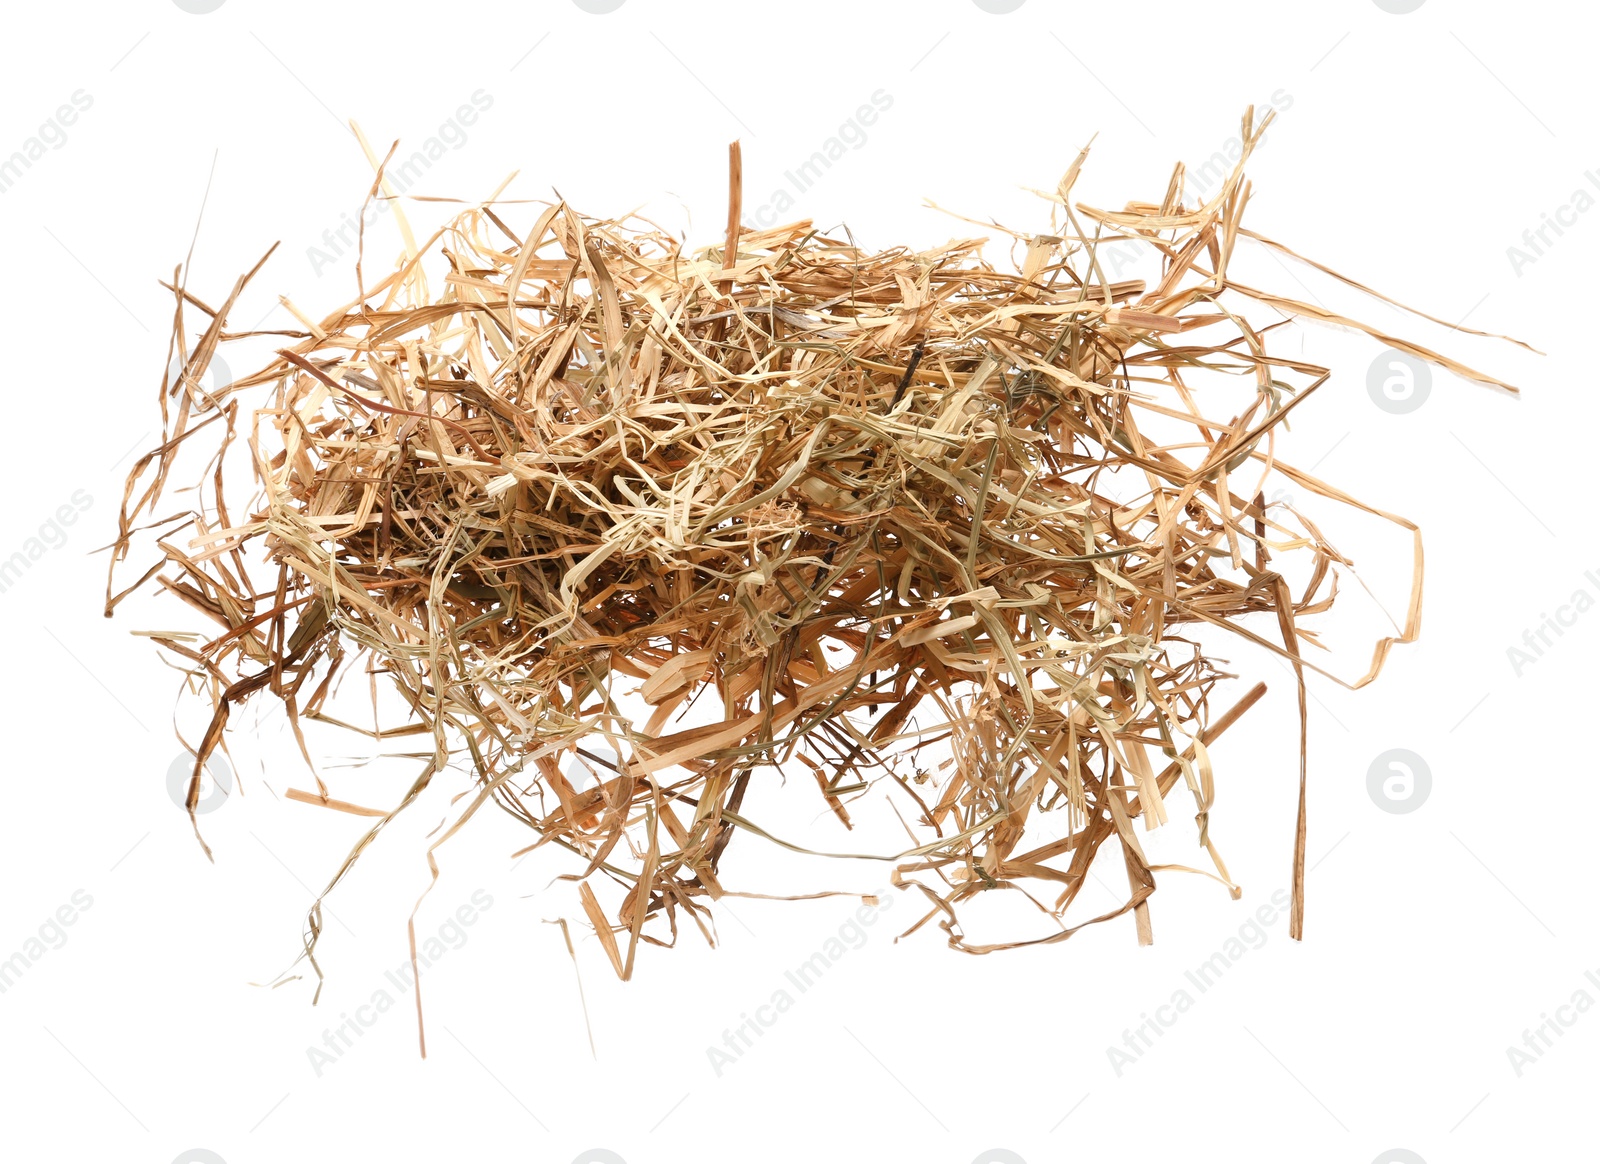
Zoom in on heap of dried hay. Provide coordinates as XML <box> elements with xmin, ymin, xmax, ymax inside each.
<box><xmin>108</xmin><ymin>112</ymin><xmax>1523</xmax><ymax>992</ymax></box>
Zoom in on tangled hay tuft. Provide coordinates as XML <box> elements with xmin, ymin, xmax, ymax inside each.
<box><xmin>108</xmin><ymin>112</ymin><xmax>1523</xmax><ymax>996</ymax></box>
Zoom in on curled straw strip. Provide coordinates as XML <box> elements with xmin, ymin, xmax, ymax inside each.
<box><xmin>108</xmin><ymin>110</ymin><xmax>1522</xmax><ymax>1007</ymax></box>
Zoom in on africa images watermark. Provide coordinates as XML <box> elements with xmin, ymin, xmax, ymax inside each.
<box><xmin>1368</xmin><ymin>348</ymin><xmax>1431</xmax><ymax>414</ymax></box>
<box><xmin>1504</xmin><ymin>967</ymin><xmax>1600</xmax><ymax>1078</ymax></box>
<box><xmin>305</xmin><ymin>889</ymin><xmax>494</xmax><ymax>1076</ymax></box>
<box><xmin>1094</xmin><ymin>90</ymin><xmax>1291</xmax><ymax>282</ymax></box>
<box><xmin>740</xmin><ymin>90</ymin><xmax>895</xmax><ymax>232</ymax></box>
<box><xmin>1367</xmin><ymin>748</ymin><xmax>1432</xmax><ymax>814</ymax></box>
<box><xmin>1187</xmin><ymin>90</ymin><xmax>1293</xmax><ymax>201</ymax></box>
<box><xmin>0</xmin><ymin>890</ymin><xmax>94</xmax><ymax>997</ymax></box>
<box><xmin>1505</xmin><ymin>567</ymin><xmax>1600</xmax><ymax>676</ymax></box>
<box><xmin>1507</xmin><ymin>170</ymin><xmax>1600</xmax><ymax>277</ymax></box>
<box><xmin>0</xmin><ymin>90</ymin><xmax>94</xmax><ymax>196</ymax></box>
<box><xmin>307</xmin><ymin>90</ymin><xmax>496</xmax><ymax>276</ymax></box>
<box><xmin>166</xmin><ymin>751</ymin><xmax>233</xmax><ymax>814</ymax></box>
<box><xmin>1106</xmin><ymin>888</ymin><xmax>1293</xmax><ymax>1077</ymax></box>
<box><xmin>0</xmin><ymin>490</ymin><xmax>93</xmax><ymax>596</ymax></box>
<box><xmin>704</xmin><ymin>890</ymin><xmax>895</xmax><ymax>1077</ymax></box>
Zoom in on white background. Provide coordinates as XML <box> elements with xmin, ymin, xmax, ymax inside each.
<box><xmin>0</xmin><ymin>2</ymin><xmax>1591</xmax><ymax>1162</ymax></box>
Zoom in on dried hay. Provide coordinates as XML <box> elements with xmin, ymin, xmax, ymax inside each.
<box><xmin>106</xmin><ymin>111</ymin><xmax>1525</xmax><ymax>1008</ymax></box>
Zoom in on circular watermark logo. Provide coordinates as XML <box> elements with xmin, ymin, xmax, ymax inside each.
<box><xmin>171</xmin><ymin>0</ymin><xmax>227</xmax><ymax>12</ymax></box>
<box><xmin>1367</xmin><ymin>749</ymin><xmax>1431</xmax><ymax>814</ymax></box>
<box><xmin>571</xmin><ymin>0</ymin><xmax>626</xmax><ymax>12</ymax></box>
<box><xmin>168</xmin><ymin>351</ymin><xmax>232</xmax><ymax>397</ymax></box>
<box><xmin>973</xmin><ymin>1152</ymin><xmax>1028</xmax><ymax>1164</ymax></box>
<box><xmin>564</xmin><ymin>744</ymin><xmax>618</xmax><ymax>794</ymax></box>
<box><xmin>1371</xmin><ymin>0</ymin><xmax>1425</xmax><ymax>12</ymax></box>
<box><xmin>172</xmin><ymin>1152</ymin><xmax>228</xmax><ymax>1164</ymax></box>
<box><xmin>972</xmin><ymin>0</ymin><xmax>1027</xmax><ymax>11</ymax></box>
<box><xmin>1372</xmin><ymin>1152</ymin><xmax>1427</xmax><ymax>1164</ymax></box>
<box><xmin>572</xmin><ymin>1152</ymin><xmax>626</xmax><ymax>1164</ymax></box>
<box><xmin>1367</xmin><ymin>349</ymin><xmax>1431</xmax><ymax>414</ymax></box>
<box><xmin>166</xmin><ymin>752</ymin><xmax>233</xmax><ymax>814</ymax></box>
